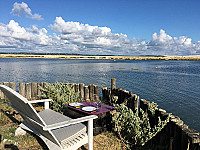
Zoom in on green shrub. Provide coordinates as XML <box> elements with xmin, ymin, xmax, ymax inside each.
<box><xmin>112</xmin><ymin>104</ymin><xmax>170</xmax><ymax>149</ymax></box>
<box><xmin>40</xmin><ymin>82</ymin><xmax>79</xmax><ymax>112</ymax></box>
<box><xmin>148</xmin><ymin>101</ymin><xmax>158</xmax><ymax>115</ymax></box>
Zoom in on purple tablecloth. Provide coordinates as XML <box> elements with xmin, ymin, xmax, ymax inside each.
<box><xmin>65</xmin><ymin>101</ymin><xmax>114</xmax><ymax>115</ymax></box>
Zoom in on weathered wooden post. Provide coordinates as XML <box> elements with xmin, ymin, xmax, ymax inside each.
<box><xmin>37</xmin><ymin>82</ymin><xmax>43</xmax><ymax>98</ymax></box>
<box><xmin>118</xmin><ymin>88</ymin><xmax>123</xmax><ymax>103</ymax></box>
<box><xmin>111</xmin><ymin>78</ymin><xmax>116</xmax><ymax>90</ymax></box>
<box><xmin>140</xmin><ymin>99</ymin><xmax>149</xmax><ymax>113</ymax></box>
<box><xmin>84</xmin><ymin>86</ymin><xmax>89</xmax><ymax>100</ymax></box>
<box><xmin>75</xmin><ymin>83</ymin><xmax>79</xmax><ymax>93</ymax></box>
<box><xmin>94</xmin><ymin>85</ymin><xmax>99</xmax><ymax>101</ymax></box>
<box><xmin>79</xmin><ymin>83</ymin><xmax>84</xmax><ymax>99</ymax></box>
<box><xmin>180</xmin><ymin>125</ymin><xmax>189</xmax><ymax>150</ymax></box>
<box><xmin>129</xmin><ymin>93</ymin><xmax>134</xmax><ymax>110</ymax></box>
<box><xmin>134</xmin><ymin>95</ymin><xmax>139</xmax><ymax>111</ymax></box>
<box><xmin>126</xmin><ymin>92</ymin><xmax>132</xmax><ymax>108</ymax></box>
<box><xmin>89</xmin><ymin>84</ymin><xmax>95</xmax><ymax>100</ymax></box>
<box><xmin>31</xmin><ymin>83</ymin><xmax>38</xmax><ymax>99</ymax></box>
<box><xmin>9</xmin><ymin>82</ymin><xmax>16</xmax><ymax>91</ymax></box>
<box><xmin>101</xmin><ymin>87</ymin><xmax>107</xmax><ymax>101</ymax></box>
<box><xmin>124</xmin><ymin>90</ymin><xmax>129</xmax><ymax>102</ymax></box>
<box><xmin>25</xmin><ymin>83</ymin><xmax>32</xmax><ymax>99</ymax></box>
<box><xmin>19</xmin><ymin>82</ymin><xmax>25</xmax><ymax>97</ymax></box>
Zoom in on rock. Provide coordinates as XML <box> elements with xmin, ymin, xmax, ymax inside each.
<box><xmin>15</xmin><ymin>127</ymin><xmax>26</xmax><ymax>136</ymax></box>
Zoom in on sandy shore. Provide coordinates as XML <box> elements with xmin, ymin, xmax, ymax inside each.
<box><xmin>0</xmin><ymin>54</ymin><xmax>200</xmax><ymax>60</ymax></box>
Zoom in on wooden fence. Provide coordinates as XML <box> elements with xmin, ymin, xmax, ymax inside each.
<box><xmin>0</xmin><ymin>82</ymin><xmax>99</xmax><ymax>101</ymax></box>
<box><xmin>101</xmin><ymin>78</ymin><xmax>200</xmax><ymax>150</ymax></box>
<box><xmin>139</xmin><ymin>99</ymin><xmax>200</xmax><ymax>150</ymax></box>
<box><xmin>102</xmin><ymin>78</ymin><xmax>139</xmax><ymax>112</ymax></box>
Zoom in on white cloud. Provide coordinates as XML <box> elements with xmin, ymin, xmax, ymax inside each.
<box><xmin>27</xmin><ymin>25</ymin><xmax>39</xmax><ymax>33</ymax></box>
<box><xmin>11</xmin><ymin>2</ymin><xmax>43</xmax><ymax>21</ymax></box>
<box><xmin>49</xmin><ymin>17</ymin><xmax>141</xmax><ymax>54</ymax></box>
<box><xmin>0</xmin><ymin>17</ymin><xmax>200</xmax><ymax>55</ymax></box>
<box><xmin>148</xmin><ymin>29</ymin><xmax>198</xmax><ymax>55</ymax></box>
<box><xmin>0</xmin><ymin>20</ymin><xmax>55</xmax><ymax>51</ymax></box>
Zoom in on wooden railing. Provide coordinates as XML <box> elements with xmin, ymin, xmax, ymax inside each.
<box><xmin>0</xmin><ymin>82</ymin><xmax>99</xmax><ymax>100</ymax></box>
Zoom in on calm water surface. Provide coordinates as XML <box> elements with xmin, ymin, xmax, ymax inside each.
<box><xmin>0</xmin><ymin>58</ymin><xmax>199</xmax><ymax>131</ymax></box>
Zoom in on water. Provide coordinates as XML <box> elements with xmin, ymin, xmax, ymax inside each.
<box><xmin>0</xmin><ymin>58</ymin><xmax>200</xmax><ymax>131</ymax></box>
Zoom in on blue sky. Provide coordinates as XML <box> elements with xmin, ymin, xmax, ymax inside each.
<box><xmin>0</xmin><ymin>0</ymin><xmax>200</xmax><ymax>55</ymax></box>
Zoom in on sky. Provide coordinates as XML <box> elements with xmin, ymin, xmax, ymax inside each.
<box><xmin>0</xmin><ymin>0</ymin><xmax>200</xmax><ymax>55</ymax></box>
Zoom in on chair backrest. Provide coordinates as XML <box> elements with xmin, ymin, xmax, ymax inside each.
<box><xmin>0</xmin><ymin>85</ymin><xmax>45</xmax><ymax>126</ymax></box>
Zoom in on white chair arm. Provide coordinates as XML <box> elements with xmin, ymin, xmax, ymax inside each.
<box><xmin>29</xmin><ymin>99</ymin><xmax>52</xmax><ymax>103</ymax></box>
<box><xmin>43</xmin><ymin>115</ymin><xmax>98</xmax><ymax>131</ymax></box>
<box><xmin>29</xmin><ymin>99</ymin><xmax>52</xmax><ymax>109</ymax></box>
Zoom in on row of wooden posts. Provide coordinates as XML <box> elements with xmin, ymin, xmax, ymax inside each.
<box><xmin>0</xmin><ymin>82</ymin><xmax>99</xmax><ymax>101</ymax></box>
<box><xmin>102</xmin><ymin>78</ymin><xmax>139</xmax><ymax>112</ymax></box>
<box><xmin>103</xmin><ymin>79</ymin><xmax>200</xmax><ymax>150</ymax></box>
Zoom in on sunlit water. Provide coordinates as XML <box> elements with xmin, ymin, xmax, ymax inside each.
<box><xmin>0</xmin><ymin>58</ymin><xmax>200</xmax><ymax>131</ymax></box>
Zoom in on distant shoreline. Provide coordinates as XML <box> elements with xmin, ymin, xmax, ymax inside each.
<box><xmin>0</xmin><ymin>53</ymin><xmax>200</xmax><ymax>61</ymax></box>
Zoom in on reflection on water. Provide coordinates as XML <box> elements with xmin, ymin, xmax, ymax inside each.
<box><xmin>0</xmin><ymin>58</ymin><xmax>200</xmax><ymax>131</ymax></box>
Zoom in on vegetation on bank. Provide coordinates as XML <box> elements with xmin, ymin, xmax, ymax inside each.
<box><xmin>112</xmin><ymin>103</ymin><xmax>170</xmax><ymax>149</ymax></box>
<box><xmin>39</xmin><ymin>82</ymin><xmax>79</xmax><ymax>112</ymax></box>
<box><xmin>1</xmin><ymin>53</ymin><xmax>200</xmax><ymax>61</ymax></box>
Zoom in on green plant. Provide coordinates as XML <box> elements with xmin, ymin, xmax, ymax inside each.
<box><xmin>112</xmin><ymin>104</ymin><xmax>170</xmax><ymax>148</ymax></box>
<box><xmin>148</xmin><ymin>102</ymin><xmax>158</xmax><ymax>115</ymax></box>
<box><xmin>109</xmin><ymin>95</ymin><xmax>118</xmax><ymax>104</ymax></box>
<box><xmin>40</xmin><ymin>82</ymin><xmax>79</xmax><ymax>112</ymax></box>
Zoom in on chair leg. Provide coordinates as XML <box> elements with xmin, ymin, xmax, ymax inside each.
<box><xmin>88</xmin><ymin>119</ymin><xmax>93</xmax><ymax>150</ymax></box>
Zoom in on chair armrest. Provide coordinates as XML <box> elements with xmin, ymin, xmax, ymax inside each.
<box><xmin>29</xmin><ymin>99</ymin><xmax>52</xmax><ymax>109</ymax></box>
<box><xmin>43</xmin><ymin>115</ymin><xmax>98</xmax><ymax>131</ymax></box>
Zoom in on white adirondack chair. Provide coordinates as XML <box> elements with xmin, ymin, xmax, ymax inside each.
<box><xmin>0</xmin><ymin>85</ymin><xmax>97</xmax><ymax>150</ymax></box>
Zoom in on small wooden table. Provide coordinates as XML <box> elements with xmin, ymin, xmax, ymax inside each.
<box><xmin>64</xmin><ymin>101</ymin><xmax>115</xmax><ymax>135</ymax></box>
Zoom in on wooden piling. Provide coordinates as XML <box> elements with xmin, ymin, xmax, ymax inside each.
<box><xmin>140</xmin><ymin>99</ymin><xmax>149</xmax><ymax>113</ymax></box>
<box><xmin>94</xmin><ymin>85</ymin><xmax>99</xmax><ymax>101</ymax></box>
<box><xmin>129</xmin><ymin>94</ymin><xmax>136</xmax><ymax>111</ymax></box>
<box><xmin>79</xmin><ymin>83</ymin><xmax>84</xmax><ymax>99</ymax></box>
<box><xmin>89</xmin><ymin>84</ymin><xmax>95</xmax><ymax>100</ymax></box>
<box><xmin>118</xmin><ymin>88</ymin><xmax>123</xmax><ymax>103</ymax></box>
<box><xmin>25</xmin><ymin>83</ymin><xmax>32</xmax><ymax>99</ymax></box>
<box><xmin>101</xmin><ymin>87</ymin><xmax>107</xmax><ymax>100</ymax></box>
<box><xmin>181</xmin><ymin>125</ymin><xmax>189</xmax><ymax>150</ymax></box>
<box><xmin>9</xmin><ymin>82</ymin><xmax>16</xmax><ymax>91</ymax></box>
<box><xmin>19</xmin><ymin>82</ymin><xmax>26</xmax><ymax>97</ymax></box>
<box><xmin>134</xmin><ymin>95</ymin><xmax>139</xmax><ymax>111</ymax></box>
<box><xmin>111</xmin><ymin>78</ymin><xmax>116</xmax><ymax>90</ymax></box>
<box><xmin>31</xmin><ymin>83</ymin><xmax>38</xmax><ymax>99</ymax></box>
<box><xmin>37</xmin><ymin>82</ymin><xmax>43</xmax><ymax>98</ymax></box>
<box><xmin>75</xmin><ymin>83</ymin><xmax>79</xmax><ymax>93</ymax></box>
<box><xmin>84</xmin><ymin>86</ymin><xmax>89</xmax><ymax>100</ymax></box>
